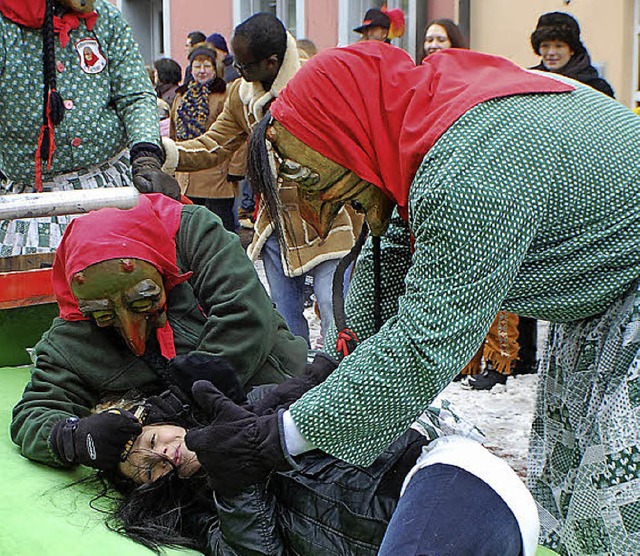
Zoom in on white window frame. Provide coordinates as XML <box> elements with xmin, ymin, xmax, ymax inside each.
<box><xmin>233</xmin><ymin>0</ymin><xmax>305</xmax><ymax>38</ymax></box>
<box><xmin>162</xmin><ymin>0</ymin><xmax>171</xmax><ymax>58</ymax></box>
<box><xmin>114</xmin><ymin>0</ymin><xmax>168</xmax><ymax>62</ymax></box>
<box><xmin>338</xmin><ymin>0</ymin><xmax>417</xmax><ymax>60</ymax></box>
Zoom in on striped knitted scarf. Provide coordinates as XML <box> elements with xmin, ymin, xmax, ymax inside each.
<box><xmin>174</xmin><ymin>77</ymin><xmax>225</xmax><ymax>140</ymax></box>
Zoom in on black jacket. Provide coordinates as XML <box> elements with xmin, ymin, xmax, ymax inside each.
<box><xmin>207</xmin><ymin>429</ymin><xmax>429</xmax><ymax>555</ymax></box>
<box><xmin>531</xmin><ymin>51</ymin><xmax>615</xmax><ymax>98</ymax></box>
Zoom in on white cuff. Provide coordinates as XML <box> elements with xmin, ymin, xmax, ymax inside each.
<box><xmin>282</xmin><ymin>410</ymin><xmax>315</xmax><ymax>456</ymax></box>
<box><xmin>161</xmin><ymin>136</ymin><xmax>179</xmax><ymax>176</ymax></box>
<box><xmin>401</xmin><ymin>436</ymin><xmax>540</xmax><ymax>556</ymax></box>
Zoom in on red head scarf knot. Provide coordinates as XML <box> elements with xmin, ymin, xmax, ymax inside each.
<box><xmin>271</xmin><ymin>42</ymin><xmax>573</xmax><ymax>221</ymax></box>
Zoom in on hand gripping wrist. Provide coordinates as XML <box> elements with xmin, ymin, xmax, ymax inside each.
<box><xmin>185</xmin><ymin>381</ymin><xmax>293</xmax><ymax>496</ymax></box>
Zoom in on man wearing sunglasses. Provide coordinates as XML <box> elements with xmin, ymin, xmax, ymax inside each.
<box><xmin>162</xmin><ymin>12</ymin><xmax>361</xmax><ymax>350</ymax></box>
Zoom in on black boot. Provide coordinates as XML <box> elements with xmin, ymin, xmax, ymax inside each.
<box><xmin>462</xmin><ymin>365</ymin><xmax>508</xmax><ymax>391</ymax></box>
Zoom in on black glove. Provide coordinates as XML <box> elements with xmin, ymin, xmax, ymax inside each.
<box><xmin>167</xmin><ymin>352</ymin><xmax>246</xmax><ymax>404</ymax></box>
<box><xmin>130</xmin><ymin>142</ymin><xmax>181</xmax><ymax>200</ymax></box>
<box><xmin>141</xmin><ymin>385</ymin><xmax>191</xmax><ymax>425</ymax></box>
<box><xmin>185</xmin><ymin>380</ymin><xmax>290</xmax><ymax>496</ymax></box>
<box><xmin>49</xmin><ymin>409</ymin><xmax>142</xmax><ymax>470</ymax></box>
<box><xmin>247</xmin><ymin>352</ymin><xmax>338</xmax><ymax>415</ymax></box>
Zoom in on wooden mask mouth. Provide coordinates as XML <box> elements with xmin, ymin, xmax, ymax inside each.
<box><xmin>72</xmin><ymin>259</ymin><xmax>167</xmax><ymax>355</ymax></box>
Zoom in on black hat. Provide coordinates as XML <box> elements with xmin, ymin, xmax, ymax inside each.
<box><xmin>188</xmin><ymin>43</ymin><xmax>217</xmax><ymax>64</ymax></box>
<box><xmin>206</xmin><ymin>33</ymin><xmax>229</xmax><ymax>54</ymax></box>
<box><xmin>530</xmin><ymin>12</ymin><xmax>584</xmax><ymax>56</ymax></box>
<box><xmin>353</xmin><ymin>8</ymin><xmax>390</xmax><ymax>34</ymax></box>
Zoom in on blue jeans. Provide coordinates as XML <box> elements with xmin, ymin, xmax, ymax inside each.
<box><xmin>378</xmin><ymin>464</ymin><xmax>523</xmax><ymax>556</ymax></box>
<box><xmin>232</xmin><ymin>178</ymin><xmax>255</xmax><ymax>230</ymax></box>
<box><xmin>261</xmin><ymin>234</ymin><xmax>338</xmax><ymax>345</ymax></box>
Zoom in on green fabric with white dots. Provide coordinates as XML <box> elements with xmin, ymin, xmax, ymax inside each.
<box><xmin>290</xmin><ymin>83</ymin><xmax>640</xmax><ymax>469</ymax></box>
<box><xmin>0</xmin><ymin>0</ymin><xmax>159</xmax><ymax>185</ymax></box>
<box><xmin>529</xmin><ymin>282</ymin><xmax>640</xmax><ymax>554</ymax></box>
<box><xmin>0</xmin><ymin>150</ymin><xmax>132</xmax><ymax>256</ymax></box>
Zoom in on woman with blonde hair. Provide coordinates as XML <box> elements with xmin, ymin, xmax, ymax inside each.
<box><xmin>171</xmin><ymin>43</ymin><xmax>243</xmax><ymax>231</ymax></box>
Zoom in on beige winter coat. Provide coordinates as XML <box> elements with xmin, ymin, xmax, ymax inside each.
<box><xmin>163</xmin><ymin>33</ymin><xmax>361</xmax><ymax>276</ymax></box>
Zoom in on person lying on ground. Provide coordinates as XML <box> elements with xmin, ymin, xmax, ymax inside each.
<box><xmin>92</xmin><ymin>369</ymin><xmax>539</xmax><ymax>556</ymax></box>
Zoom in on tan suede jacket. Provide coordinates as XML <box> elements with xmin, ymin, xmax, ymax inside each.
<box><xmin>163</xmin><ymin>34</ymin><xmax>361</xmax><ymax>276</ymax></box>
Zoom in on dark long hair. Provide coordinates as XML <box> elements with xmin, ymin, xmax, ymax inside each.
<box><xmin>422</xmin><ymin>18</ymin><xmax>468</xmax><ymax>60</ymax></box>
<box><xmin>247</xmin><ymin>113</ymin><xmax>291</xmax><ymax>260</ymax></box>
<box><xmin>41</xmin><ymin>0</ymin><xmax>66</xmax><ymax>160</ymax></box>
<box><xmin>75</xmin><ymin>469</ymin><xmax>215</xmax><ymax>554</ymax></box>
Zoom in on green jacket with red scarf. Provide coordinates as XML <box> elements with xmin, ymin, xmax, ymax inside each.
<box><xmin>10</xmin><ymin>203</ymin><xmax>308</xmax><ymax>468</ymax></box>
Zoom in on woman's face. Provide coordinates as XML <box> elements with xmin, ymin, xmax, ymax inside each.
<box><xmin>539</xmin><ymin>40</ymin><xmax>574</xmax><ymax>71</ymax></box>
<box><xmin>118</xmin><ymin>424</ymin><xmax>201</xmax><ymax>485</ymax></box>
<box><xmin>191</xmin><ymin>55</ymin><xmax>216</xmax><ymax>84</ymax></box>
<box><xmin>424</xmin><ymin>24</ymin><xmax>452</xmax><ymax>57</ymax></box>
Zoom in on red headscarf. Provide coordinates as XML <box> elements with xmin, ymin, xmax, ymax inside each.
<box><xmin>271</xmin><ymin>42</ymin><xmax>574</xmax><ymax>220</ymax></box>
<box><xmin>53</xmin><ymin>194</ymin><xmax>192</xmax><ymax>358</ymax></box>
<box><xmin>0</xmin><ymin>0</ymin><xmax>97</xmax><ymax>42</ymax></box>
<box><xmin>0</xmin><ymin>0</ymin><xmax>45</xmax><ymax>28</ymax></box>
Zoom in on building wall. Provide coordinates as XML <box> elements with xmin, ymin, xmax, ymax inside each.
<box><xmin>427</xmin><ymin>0</ymin><xmax>455</xmax><ymax>22</ymax></box>
<box><xmin>110</xmin><ymin>0</ymin><xmax>636</xmax><ymax>106</ymax></box>
<box><xmin>167</xmin><ymin>0</ymin><xmax>234</xmax><ymax>74</ymax></box>
<box><xmin>470</xmin><ymin>0</ymin><xmax>634</xmax><ymax>106</ymax></box>
<box><xmin>306</xmin><ymin>0</ymin><xmax>339</xmax><ymax>50</ymax></box>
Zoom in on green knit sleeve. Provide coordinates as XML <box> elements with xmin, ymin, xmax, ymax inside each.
<box><xmin>290</xmin><ymin>146</ymin><xmax>545</xmax><ymax>465</ymax></box>
<box><xmin>99</xmin><ymin>0</ymin><xmax>160</xmax><ymax>148</ymax></box>
<box><xmin>175</xmin><ymin>205</ymin><xmax>306</xmax><ymax>386</ymax></box>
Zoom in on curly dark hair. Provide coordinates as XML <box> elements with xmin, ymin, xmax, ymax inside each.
<box><xmin>233</xmin><ymin>12</ymin><xmax>287</xmax><ymax>65</ymax></box>
<box><xmin>530</xmin><ymin>12</ymin><xmax>585</xmax><ymax>56</ymax></box>
<box><xmin>187</xmin><ymin>31</ymin><xmax>206</xmax><ymax>46</ymax></box>
<box><xmin>154</xmin><ymin>58</ymin><xmax>182</xmax><ymax>86</ymax></box>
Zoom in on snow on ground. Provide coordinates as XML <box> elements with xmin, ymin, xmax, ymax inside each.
<box><xmin>436</xmin><ymin>374</ymin><xmax>538</xmax><ymax>478</ymax></box>
<box><xmin>255</xmin><ymin>256</ymin><xmax>545</xmax><ymax>479</ymax></box>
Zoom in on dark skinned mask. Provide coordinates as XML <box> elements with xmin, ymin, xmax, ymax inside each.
<box><xmin>57</xmin><ymin>0</ymin><xmax>96</xmax><ymax>13</ymax></box>
<box><xmin>71</xmin><ymin>259</ymin><xmax>167</xmax><ymax>356</ymax></box>
<box><xmin>266</xmin><ymin>120</ymin><xmax>395</xmax><ymax>238</ymax></box>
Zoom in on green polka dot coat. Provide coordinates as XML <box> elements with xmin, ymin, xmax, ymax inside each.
<box><xmin>290</xmin><ymin>82</ymin><xmax>640</xmax><ymax>469</ymax></box>
<box><xmin>0</xmin><ymin>0</ymin><xmax>160</xmax><ymax>185</ymax></box>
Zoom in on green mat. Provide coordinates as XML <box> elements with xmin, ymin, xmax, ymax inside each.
<box><xmin>0</xmin><ymin>366</ymin><xmax>200</xmax><ymax>556</ymax></box>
